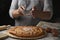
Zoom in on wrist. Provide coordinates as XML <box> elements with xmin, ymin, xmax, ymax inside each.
<box><xmin>38</xmin><ymin>11</ymin><xmax>52</xmax><ymax>20</ymax></box>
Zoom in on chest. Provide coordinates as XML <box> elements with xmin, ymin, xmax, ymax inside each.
<box><xmin>18</xmin><ymin>0</ymin><xmax>44</xmax><ymax>11</ymax></box>
<box><xmin>18</xmin><ymin>0</ymin><xmax>40</xmax><ymax>7</ymax></box>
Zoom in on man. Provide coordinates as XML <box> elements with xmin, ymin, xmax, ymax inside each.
<box><xmin>9</xmin><ymin>0</ymin><xmax>53</xmax><ymax>26</ymax></box>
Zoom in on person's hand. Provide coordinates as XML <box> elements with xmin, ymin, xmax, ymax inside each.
<box><xmin>31</xmin><ymin>6</ymin><xmax>41</xmax><ymax>18</ymax></box>
<box><xmin>12</xmin><ymin>6</ymin><xmax>25</xmax><ymax>18</ymax></box>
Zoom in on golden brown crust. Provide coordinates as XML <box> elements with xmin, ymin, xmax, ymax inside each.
<box><xmin>8</xmin><ymin>26</ymin><xmax>45</xmax><ymax>37</ymax></box>
<box><xmin>45</xmin><ymin>27</ymin><xmax>52</xmax><ymax>33</ymax></box>
<box><xmin>51</xmin><ymin>29</ymin><xmax>59</xmax><ymax>37</ymax></box>
<box><xmin>0</xmin><ymin>25</ymin><xmax>7</xmax><ymax>30</ymax></box>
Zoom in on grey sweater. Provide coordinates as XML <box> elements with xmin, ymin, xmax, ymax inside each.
<box><xmin>9</xmin><ymin>0</ymin><xmax>53</xmax><ymax>26</ymax></box>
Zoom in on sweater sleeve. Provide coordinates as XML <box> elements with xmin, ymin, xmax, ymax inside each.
<box><xmin>43</xmin><ymin>0</ymin><xmax>53</xmax><ymax>19</ymax></box>
<box><xmin>9</xmin><ymin>0</ymin><xmax>18</xmax><ymax>19</ymax></box>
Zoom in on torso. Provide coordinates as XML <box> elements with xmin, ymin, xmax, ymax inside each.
<box><xmin>15</xmin><ymin>0</ymin><xmax>43</xmax><ymax>26</ymax></box>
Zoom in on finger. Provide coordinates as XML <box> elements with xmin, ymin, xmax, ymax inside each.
<box><xmin>18</xmin><ymin>6</ymin><xmax>25</xmax><ymax>10</ymax></box>
<box><xmin>18</xmin><ymin>7</ymin><xmax>23</xmax><ymax>12</ymax></box>
<box><xmin>21</xmin><ymin>6</ymin><xmax>25</xmax><ymax>10</ymax></box>
<box><xmin>16</xmin><ymin>10</ymin><xmax>23</xmax><ymax>15</ymax></box>
<box><xmin>32</xmin><ymin>6</ymin><xmax>38</xmax><ymax>11</ymax></box>
<box><xmin>32</xmin><ymin>7</ymin><xmax>35</xmax><ymax>11</ymax></box>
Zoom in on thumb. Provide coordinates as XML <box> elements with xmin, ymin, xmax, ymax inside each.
<box><xmin>32</xmin><ymin>6</ymin><xmax>37</xmax><ymax>11</ymax></box>
<box><xmin>32</xmin><ymin>7</ymin><xmax>35</xmax><ymax>11</ymax></box>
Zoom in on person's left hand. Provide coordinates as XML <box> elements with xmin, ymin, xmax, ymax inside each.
<box><xmin>31</xmin><ymin>6</ymin><xmax>41</xmax><ymax>18</ymax></box>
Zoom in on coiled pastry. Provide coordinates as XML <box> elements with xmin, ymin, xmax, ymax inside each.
<box><xmin>8</xmin><ymin>26</ymin><xmax>45</xmax><ymax>37</ymax></box>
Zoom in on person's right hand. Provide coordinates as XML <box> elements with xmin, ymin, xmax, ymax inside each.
<box><xmin>12</xmin><ymin>6</ymin><xmax>25</xmax><ymax>18</ymax></box>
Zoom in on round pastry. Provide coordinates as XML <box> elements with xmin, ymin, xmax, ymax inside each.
<box><xmin>8</xmin><ymin>26</ymin><xmax>45</xmax><ymax>38</ymax></box>
<box><xmin>45</xmin><ymin>27</ymin><xmax>52</xmax><ymax>33</ymax></box>
<box><xmin>51</xmin><ymin>29</ymin><xmax>59</xmax><ymax>37</ymax></box>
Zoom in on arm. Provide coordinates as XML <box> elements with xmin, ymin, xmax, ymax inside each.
<box><xmin>9</xmin><ymin>0</ymin><xmax>18</xmax><ymax>19</ymax></box>
<box><xmin>41</xmin><ymin>0</ymin><xmax>53</xmax><ymax>20</ymax></box>
<box><xmin>31</xmin><ymin>0</ymin><xmax>53</xmax><ymax>20</ymax></box>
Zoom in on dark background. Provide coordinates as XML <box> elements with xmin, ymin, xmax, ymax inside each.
<box><xmin>53</xmin><ymin>0</ymin><xmax>60</xmax><ymax>18</ymax></box>
<box><xmin>0</xmin><ymin>0</ymin><xmax>14</xmax><ymax>26</ymax></box>
<box><xmin>0</xmin><ymin>0</ymin><xmax>60</xmax><ymax>26</ymax></box>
